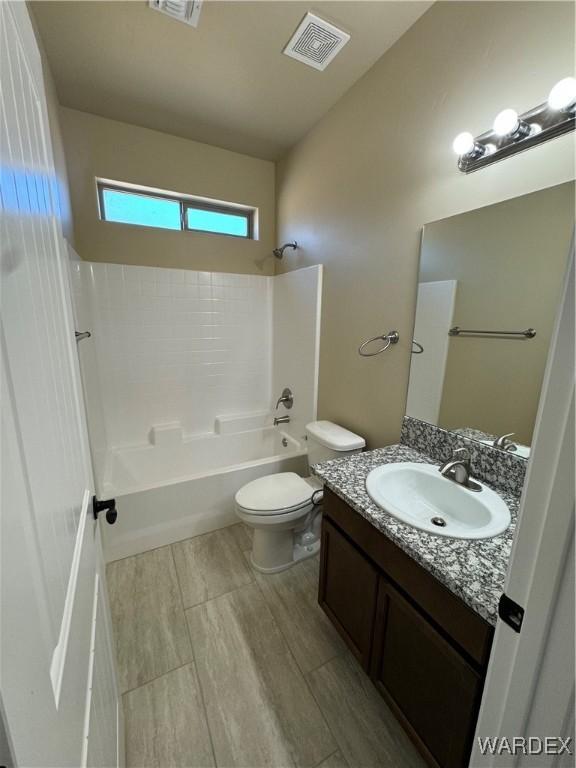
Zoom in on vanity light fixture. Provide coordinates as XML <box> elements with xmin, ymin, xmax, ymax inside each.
<box><xmin>452</xmin><ymin>132</ymin><xmax>496</xmax><ymax>160</ymax></box>
<box><xmin>492</xmin><ymin>109</ymin><xmax>531</xmax><ymax>140</ymax></box>
<box><xmin>453</xmin><ymin>77</ymin><xmax>575</xmax><ymax>173</ymax></box>
<box><xmin>452</xmin><ymin>132</ymin><xmax>480</xmax><ymax>157</ymax></box>
<box><xmin>548</xmin><ymin>76</ymin><xmax>576</xmax><ymax>112</ymax></box>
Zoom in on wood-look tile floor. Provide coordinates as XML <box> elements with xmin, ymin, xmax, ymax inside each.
<box><xmin>107</xmin><ymin>524</ymin><xmax>426</xmax><ymax>768</ymax></box>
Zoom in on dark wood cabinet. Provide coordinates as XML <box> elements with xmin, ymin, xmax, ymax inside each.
<box><xmin>318</xmin><ymin>518</ymin><xmax>379</xmax><ymax>669</ymax></box>
<box><xmin>319</xmin><ymin>488</ymin><xmax>493</xmax><ymax>768</ymax></box>
<box><xmin>372</xmin><ymin>579</ymin><xmax>483</xmax><ymax>768</ymax></box>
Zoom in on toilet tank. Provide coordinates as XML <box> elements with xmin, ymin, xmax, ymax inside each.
<box><xmin>305</xmin><ymin>420</ymin><xmax>366</xmax><ymax>468</ymax></box>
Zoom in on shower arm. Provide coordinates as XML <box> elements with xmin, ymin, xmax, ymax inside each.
<box><xmin>273</xmin><ymin>241</ymin><xmax>298</xmax><ymax>259</ymax></box>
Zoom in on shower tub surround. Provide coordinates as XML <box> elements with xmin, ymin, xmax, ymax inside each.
<box><xmin>102</xmin><ymin>428</ymin><xmax>307</xmax><ymax>561</ymax></box>
<box><xmin>312</xmin><ymin>416</ymin><xmax>526</xmax><ymax>624</ymax></box>
<box><xmin>71</xmin><ymin>262</ymin><xmax>322</xmax><ymax>561</ymax></box>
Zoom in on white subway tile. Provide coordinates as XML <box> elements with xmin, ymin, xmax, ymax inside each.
<box><xmin>75</xmin><ymin>263</ymin><xmax>320</xmax><ymax>451</ymax></box>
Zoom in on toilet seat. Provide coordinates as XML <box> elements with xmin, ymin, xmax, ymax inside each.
<box><xmin>235</xmin><ymin>472</ymin><xmax>316</xmax><ymax>516</ymax></box>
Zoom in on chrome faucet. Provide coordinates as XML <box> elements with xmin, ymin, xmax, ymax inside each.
<box><xmin>493</xmin><ymin>432</ymin><xmax>517</xmax><ymax>452</ymax></box>
<box><xmin>438</xmin><ymin>448</ymin><xmax>482</xmax><ymax>492</ymax></box>
<box><xmin>274</xmin><ymin>415</ymin><xmax>290</xmax><ymax>426</ymax></box>
<box><xmin>275</xmin><ymin>387</ymin><xmax>294</xmax><ymax>410</ymax></box>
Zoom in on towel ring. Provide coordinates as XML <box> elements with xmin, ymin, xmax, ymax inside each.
<box><xmin>412</xmin><ymin>340</ymin><xmax>424</xmax><ymax>354</ymax></box>
<box><xmin>358</xmin><ymin>330</ymin><xmax>400</xmax><ymax>357</ymax></box>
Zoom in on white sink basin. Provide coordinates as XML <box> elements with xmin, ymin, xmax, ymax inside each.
<box><xmin>365</xmin><ymin>462</ymin><xmax>511</xmax><ymax>540</ymax></box>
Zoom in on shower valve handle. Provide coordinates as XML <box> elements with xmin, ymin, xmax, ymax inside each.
<box><xmin>92</xmin><ymin>495</ymin><xmax>118</xmax><ymax>525</ymax></box>
<box><xmin>275</xmin><ymin>387</ymin><xmax>294</xmax><ymax>410</ymax></box>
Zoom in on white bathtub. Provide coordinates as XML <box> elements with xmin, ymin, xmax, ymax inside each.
<box><xmin>100</xmin><ymin>428</ymin><xmax>308</xmax><ymax>562</ymax></box>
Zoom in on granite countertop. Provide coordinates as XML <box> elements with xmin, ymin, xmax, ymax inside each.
<box><xmin>312</xmin><ymin>444</ymin><xmax>519</xmax><ymax>626</ymax></box>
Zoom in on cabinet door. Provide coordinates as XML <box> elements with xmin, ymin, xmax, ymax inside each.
<box><xmin>318</xmin><ymin>518</ymin><xmax>379</xmax><ymax>669</ymax></box>
<box><xmin>371</xmin><ymin>578</ymin><xmax>482</xmax><ymax>768</ymax></box>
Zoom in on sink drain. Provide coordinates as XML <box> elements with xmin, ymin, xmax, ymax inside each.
<box><xmin>431</xmin><ymin>517</ymin><xmax>447</xmax><ymax>528</ymax></box>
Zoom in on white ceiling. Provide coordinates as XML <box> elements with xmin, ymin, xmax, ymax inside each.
<box><xmin>32</xmin><ymin>1</ymin><xmax>433</xmax><ymax>160</ymax></box>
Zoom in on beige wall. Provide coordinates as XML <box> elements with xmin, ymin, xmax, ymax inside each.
<box><xmin>420</xmin><ymin>182</ymin><xmax>574</xmax><ymax>445</ymax></box>
<box><xmin>60</xmin><ymin>108</ymin><xmax>276</xmax><ymax>274</ymax></box>
<box><xmin>276</xmin><ymin>1</ymin><xmax>575</xmax><ymax>449</ymax></box>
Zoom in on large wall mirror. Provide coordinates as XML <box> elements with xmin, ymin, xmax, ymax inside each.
<box><xmin>407</xmin><ymin>181</ymin><xmax>574</xmax><ymax>460</ymax></box>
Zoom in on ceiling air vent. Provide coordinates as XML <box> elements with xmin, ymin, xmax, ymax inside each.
<box><xmin>148</xmin><ymin>0</ymin><xmax>203</xmax><ymax>28</ymax></box>
<box><xmin>283</xmin><ymin>12</ymin><xmax>350</xmax><ymax>71</ymax></box>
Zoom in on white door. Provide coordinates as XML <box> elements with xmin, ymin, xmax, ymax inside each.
<box><xmin>0</xmin><ymin>3</ymin><xmax>123</xmax><ymax>766</ymax></box>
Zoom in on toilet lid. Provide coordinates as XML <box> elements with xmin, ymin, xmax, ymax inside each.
<box><xmin>235</xmin><ymin>473</ymin><xmax>315</xmax><ymax>515</ymax></box>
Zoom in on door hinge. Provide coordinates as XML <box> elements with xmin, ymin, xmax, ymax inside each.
<box><xmin>498</xmin><ymin>592</ymin><xmax>524</xmax><ymax>633</ymax></box>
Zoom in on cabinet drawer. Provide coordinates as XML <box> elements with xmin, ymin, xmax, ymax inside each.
<box><xmin>323</xmin><ymin>488</ymin><xmax>493</xmax><ymax>668</ymax></box>
<box><xmin>372</xmin><ymin>579</ymin><xmax>483</xmax><ymax>768</ymax></box>
<box><xmin>319</xmin><ymin>518</ymin><xmax>379</xmax><ymax>670</ymax></box>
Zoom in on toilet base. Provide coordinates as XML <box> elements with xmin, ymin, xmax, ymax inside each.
<box><xmin>250</xmin><ymin>536</ymin><xmax>320</xmax><ymax>574</ymax></box>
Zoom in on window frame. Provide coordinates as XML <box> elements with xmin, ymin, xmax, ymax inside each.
<box><xmin>96</xmin><ymin>181</ymin><xmax>255</xmax><ymax>240</ymax></box>
<box><xmin>182</xmin><ymin>200</ymin><xmax>253</xmax><ymax>240</ymax></box>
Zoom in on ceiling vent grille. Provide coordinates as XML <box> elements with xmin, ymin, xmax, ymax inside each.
<box><xmin>283</xmin><ymin>12</ymin><xmax>350</xmax><ymax>71</ymax></box>
<box><xmin>148</xmin><ymin>0</ymin><xmax>203</xmax><ymax>28</ymax></box>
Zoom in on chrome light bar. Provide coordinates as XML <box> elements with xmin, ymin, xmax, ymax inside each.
<box><xmin>453</xmin><ymin>77</ymin><xmax>575</xmax><ymax>174</ymax></box>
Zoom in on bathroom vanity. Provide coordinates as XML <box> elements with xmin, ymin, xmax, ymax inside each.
<box><xmin>314</xmin><ymin>439</ymin><xmax>522</xmax><ymax>768</ymax></box>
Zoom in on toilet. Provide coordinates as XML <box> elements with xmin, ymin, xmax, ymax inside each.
<box><xmin>235</xmin><ymin>420</ymin><xmax>365</xmax><ymax>573</ymax></box>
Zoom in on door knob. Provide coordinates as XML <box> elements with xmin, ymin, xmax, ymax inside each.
<box><xmin>92</xmin><ymin>496</ymin><xmax>117</xmax><ymax>524</ymax></box>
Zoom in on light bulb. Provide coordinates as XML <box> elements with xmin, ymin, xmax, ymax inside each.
<box><xmin>548</xmin><ymin>77</ymin><xmax>576</xmax><ymax>111</ymax></box>
<box><xmin>493</xmin><ymin>108</ymin><xmax>520</xmax><ymax>136</ymax></box>
<box><xmin>452</xmin><ymin>132</ymin><xmax>476</xmax><ymax>155</ymax></box>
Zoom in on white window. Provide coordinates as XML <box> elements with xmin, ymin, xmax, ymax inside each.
<box><xmin>97</xmin><ymin>181</ymin><xmax>255</xmax><ymax>239</ymax></box>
